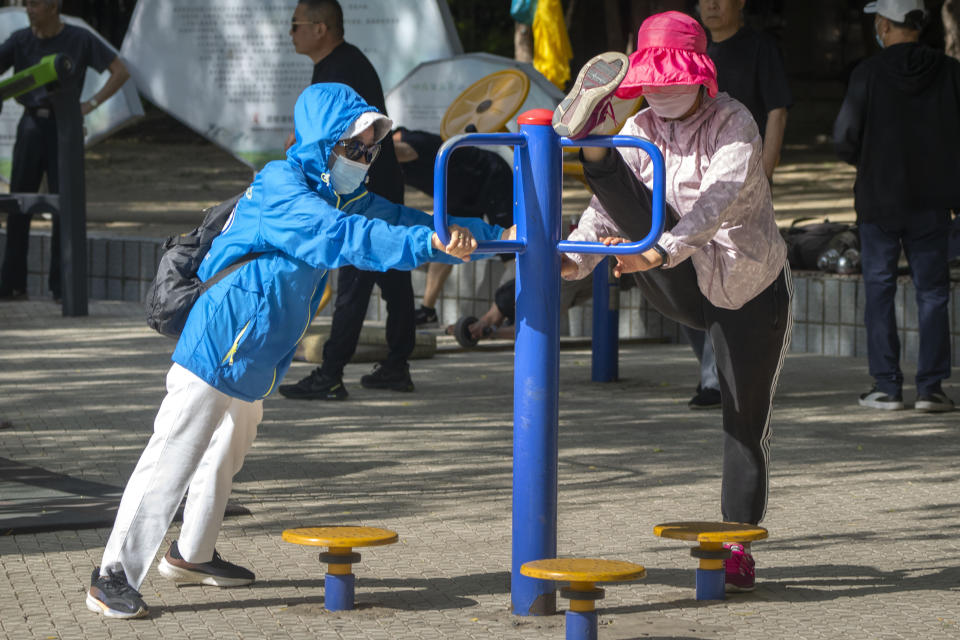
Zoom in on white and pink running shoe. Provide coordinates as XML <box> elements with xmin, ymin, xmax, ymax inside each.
<box><xmin>552</xmin><ymin>52</ymin><xmax>629</xmax><ymax>140</ymax></box>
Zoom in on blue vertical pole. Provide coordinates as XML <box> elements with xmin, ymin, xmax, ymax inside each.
<box><xmin>512</xmin><ymin>110</ymin><xmax>561</xmax><ymax>616</ymax></box>
<box><xmin>590</xmin><ymin>259</ymin><xmax>619</xmax><ymax>382</ymax></box>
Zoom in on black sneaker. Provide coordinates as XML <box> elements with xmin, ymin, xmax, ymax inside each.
<box><xmin>158</xmin><ymin>541</ymin><xmax>255</xmax><ymax>587</ymax></box>
<box><xmin>415</xmin><ymin>305</ymin><xmax>439</xmax><ymax>327</ymax></box>
<box><xmin>86</xmin><ymin>567</ymin><xmax>149</xmax><ymax>619</ymax></box>
<box><xmin>361</xmin><ymin>362</ymin><xmax>415</xmax><ymax>392</ymax></box>
<box><xmin>915</xmin><ymin>391</ymin><xmax>955</xmax><ymax>413</ymax></box>
<box><xmin>277</xmin><ymin>367</ymin><xmax>348</xmax><ymax>400</ymax></box>
<box><xmin>688</xmin><ymin>385</ymin><xmax>722</xmax><ymax>410</ymax></box>
<box><xmin>858</xmin><ymin>386</ymin><xmax>904</xmax><ymax>410</ymax></box>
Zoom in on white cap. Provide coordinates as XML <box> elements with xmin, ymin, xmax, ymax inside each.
<box><xmin>340</xmin><ymin>111</ymin><xmax>393</xmax><ymax>143</ymax></box>
<box><xmin>863</xmin><ymin>0</ymin><xmax>925</xmax><ymax>22</ymax></box>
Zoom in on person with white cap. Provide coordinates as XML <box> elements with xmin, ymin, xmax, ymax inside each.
<box><xmin>834</xmin><ymin>0</ymin><xmax>959</xmax><ymax>413</ymax></box>
<box><xmin>553</xmin><ymin>11</ymin><xmax>792</xmax><ymax>593</ymax></box>
<box><xmin>84</xmin><ymin>83</ymin><xmax>514</xmax><ymax>619</ymax></box>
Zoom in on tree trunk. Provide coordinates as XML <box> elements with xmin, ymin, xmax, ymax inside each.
<box><xmin>514</xmin><ymin>21</ymin><xmax>534</xmax><ymax>63</ymax></box>
<box><xmin>945</xmin><ymin>0</ymin><xmax>960</xmax><ymax>61</ymax></box>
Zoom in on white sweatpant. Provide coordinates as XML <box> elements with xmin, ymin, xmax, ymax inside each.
<box><xmin>100</xmin><ymin>363</ymin><xmax>262</xmax><ymax>589</ymax></box>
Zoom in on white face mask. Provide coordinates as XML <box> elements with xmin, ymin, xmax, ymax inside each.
<box><xmin>643</xmin><ymin>85</ymin><xmax>702</xmax><ymax>120</ymax></box>
<box><xmin>329</xmin><ymin>154</ymin><xmax>369</xmax><ymax>194</ymax></box>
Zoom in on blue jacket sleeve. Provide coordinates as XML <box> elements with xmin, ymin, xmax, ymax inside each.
<box><xmin>361</xmin><ymin>199</ymin><xmax>507</xmax><ymax>265</ymax></box>
<box><xmin>256</xmin><ymin>165</ymin><xmax>440</xmax><ymax>271</ymax></box>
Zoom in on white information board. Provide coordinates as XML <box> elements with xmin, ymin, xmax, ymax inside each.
<box><xmin>0</xmin><ymin>8</ymin><xmax>144</xmax><ymax>183</ymax></box>
<box><xmin>121</xmin><ymin>0</ymin><xmax>462</xmax><ymax>169</ymax></box>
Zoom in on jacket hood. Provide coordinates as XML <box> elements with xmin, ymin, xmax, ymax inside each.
<box><xmin>287</xmin><ymin>83</ymin><xmax>380</xmax><ymax>192</ymax></box>
<box><xmin>877</xmin><ymin>42</ymin><xmax>943</xmax><ymax>94</ymax></box>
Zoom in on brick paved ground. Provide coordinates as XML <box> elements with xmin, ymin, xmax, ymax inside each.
<box><xmin>1</xmin><ymin>299</ymin><xmax>958</xmax><ymax>640</ymax></box>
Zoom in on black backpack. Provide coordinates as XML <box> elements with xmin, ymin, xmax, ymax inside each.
<box><xmin>780</xmin><ymin>219</ymin><xmax>858</xmax><ymax>271</ymax></box>
<box><xmin>145</xmin><ymin>193</ymin><xmax>260</xmax><ymax>338</ymax></box>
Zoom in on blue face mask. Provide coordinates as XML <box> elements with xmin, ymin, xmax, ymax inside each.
<box><xmin>875</xmin><ymin>21</ymin><xmax>885</xmax><ymax>48</ymax></box>
<box><xmin>329</xmin><ymin>154</ymin><xmax>369</xmax><ymax>194</ymax></box>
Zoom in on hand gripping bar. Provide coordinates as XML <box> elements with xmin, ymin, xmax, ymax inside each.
<box><xmin>433</xmin><ymin>132</ymin><xmax>526</xmax><ymax>254</ymax></box>
<box><xmin>555</xmin><ymin>135</ymin><xmax>665</xmax><ymax>255</ymax></box>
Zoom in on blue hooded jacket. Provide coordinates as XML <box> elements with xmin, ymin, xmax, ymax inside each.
<box><xmin>172</xmin><ymin>83</ymin><xmax>506</xmax><ymax>401</ymax></box>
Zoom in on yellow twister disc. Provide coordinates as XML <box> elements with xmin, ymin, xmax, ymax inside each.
<box><xmin>282</xmin><ymin>526</ymin><xmax>399</xmax><ymax>548</ymax></box>
<box><xmin>653</xmin><ymin>521</ymin><xmax>768</xmax><ymax>544</ymax></box>
<box><xmin>520</xmin><ymin>558</ymin><xmax>646</xmax><ymax>583</ymax></box>
<box><xmin>441</xmin><ymin>69</ymin><xmax>530</xmax><ymax>140</ymax></box>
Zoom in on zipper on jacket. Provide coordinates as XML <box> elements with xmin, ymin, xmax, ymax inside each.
<box><xmin>334</xmin><ymin>191</ymin><xmax>368</xmax><ymax>211</ymax></box>
<box><xmin>221</xmin><ymin>320</ymin><xmax>252</xmax><ymax>366</ymax></box>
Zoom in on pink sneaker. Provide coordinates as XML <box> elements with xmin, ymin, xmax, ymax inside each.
<box><xmin>552</xmin><ymin>52</ymin><xmax>628</xmax><ymax>140</ymax></box>
<box><xmin>724</xmin><ymin>543</ymin><xmax>756</xmax><ymax>592</ymax></box>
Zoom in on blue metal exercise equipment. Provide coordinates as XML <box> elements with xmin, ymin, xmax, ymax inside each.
<box><xmin>433</xmin><ymin>108</ymin><xmax>665</xmax><ymax>620</ymax></box>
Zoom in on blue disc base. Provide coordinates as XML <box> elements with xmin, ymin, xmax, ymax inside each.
<box><xmin>565</xmin><ymin>609</ymin><xmax>598</xmax><ymax>640</ymax></box>
<box><xmin>324</xmin><ymin>572</ymin><xmax>356</xmax><ymax>611</ymax></box>
<box><xmin>695</xmin><ymin>568</ymin><xmax>726</xmax><ymax>600</ymax></box>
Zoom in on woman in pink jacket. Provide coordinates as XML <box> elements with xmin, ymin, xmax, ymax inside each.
<box><xmin>555</xmin><ymin>11</ymin><xmax>792</xmax><ymax>592</ymax></box>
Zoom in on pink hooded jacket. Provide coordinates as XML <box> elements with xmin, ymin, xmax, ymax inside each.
<box><xmin>565</xmin><ymin>92</ymin><xmax>787</xmax><ymax>310</ymax></box>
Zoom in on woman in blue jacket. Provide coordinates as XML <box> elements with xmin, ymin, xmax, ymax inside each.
<box><xmin>86</xmin><ymin>83</ymin><xmax>512</xmax><ymax>619</ymax></box>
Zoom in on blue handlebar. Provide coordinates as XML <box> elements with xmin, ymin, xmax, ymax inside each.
<box><xmin>433</xmin><ymin>133</ymin><xmax>526</xmax><ymax>254</ymax></box>
<box><xmin>555</xmin><ymin>135</ymin><xmax>666</xmax><ymax>255</ymax></box>
<box><xmin>433</xmin><ymin>131</ymin><xmax>665</xmax><ymax>257</ymax></box>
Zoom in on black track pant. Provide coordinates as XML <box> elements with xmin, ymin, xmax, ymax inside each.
<box><xmin>583</xmin><ymin>150</ymin><xmax>792</xmax><ymax>524</ymax></box>
<box><xmin>319</xmin><ymin>265</ymin><xmax>415</xmax><ymax>378</ymax></box>
<box><xmin>1</xmin><ymin>113</ymin><xmax>61</xmax><ymax>296</ymax></box>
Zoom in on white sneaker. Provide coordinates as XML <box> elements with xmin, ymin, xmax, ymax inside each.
<box><xmin>858</xmin><ymin>387</ymin><xmax>904</xmax><ymax>410</ymax></box>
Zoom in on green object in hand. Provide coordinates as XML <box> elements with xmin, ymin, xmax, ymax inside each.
<box><xmin>0</xmin><ymin>53</ymin><xmax>72</xmax><ymax>102</ymax></box>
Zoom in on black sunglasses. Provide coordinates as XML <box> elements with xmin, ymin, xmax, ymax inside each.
<box><xmin>290</xmin><ymin>20</ymin><xmax>319</xmax><ymax>33</ymax></box>
<box><xmin>336</xmin><ymin>139</ymin><xmax>380</xmax><ymax>164</ymax></box>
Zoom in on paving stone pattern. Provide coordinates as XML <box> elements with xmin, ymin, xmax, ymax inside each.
<box><xmin>0</xmin><ymin>299</ymin><xmax>958</xmax><ymax>639</ymax></box>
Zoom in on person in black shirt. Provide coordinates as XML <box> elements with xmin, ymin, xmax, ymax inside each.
<box><xmin>833</xmin><ymin>0</ymin><xmax>957</xmax><ymax>413</ymax></box>
<box><xmin>392</xmin><ymin>126</ymin><xmax>513</xmax><ymax>326</ymax></box>
<box><xmin>700</xmin><ymin>0</ymin><xmax>791</xmax><ymax>182</ymax></box>
<box><xmin>279</xmin><ymin>0</ymin><xmax>416</xmax><ymax>400</ymax></box>
<box><xmin>675</xmin><ymin>0</ymin><xmax>793</xmax><ymax>411</ymax></box>
<box><xmin>0</xmin><ymin>0</ymin><xmax>129</xmax><ymax>301</ymax></box>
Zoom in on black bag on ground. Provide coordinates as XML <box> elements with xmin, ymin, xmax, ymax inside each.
<box><xmin>145</xmin><ymin>193</ymin><xmax>258</xmax><ymax>338</ymax></box>
<box><xmin>780</xmin><ymin>219</ymin><xmax>859</xmax><ymax>272</ymax></box>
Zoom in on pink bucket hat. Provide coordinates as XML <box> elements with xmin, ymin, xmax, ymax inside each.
<box><xmin>615</xmin><ymin>11</ymin><xmax>718</xmax><ymax>100</ymax></box>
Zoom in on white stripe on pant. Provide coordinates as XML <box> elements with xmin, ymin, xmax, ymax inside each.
<box><xmin>100</xmin><ymin>363</ymin><xmax>262</xmax><ymax>589</ymax></box>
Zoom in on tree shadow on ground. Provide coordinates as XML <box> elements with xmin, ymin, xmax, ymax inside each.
<box><xmin>158</xmin><ymin>571</ymin><xmax>511</xmax><ymax>616</ymax></box>
<box><xmin>605</xmin><ymin>563</ymin><xmax>960</xmax><ymax>616</ymax></box>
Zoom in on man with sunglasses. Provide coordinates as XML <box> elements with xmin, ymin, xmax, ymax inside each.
<box><xmin>282</xmin><ymin>0</ymin><xmax>418</xmax><ymax>401</ymax></box>
<box><xmin>86</xmin><ymin>82</ymin><xmax>512</xmax><ymax>618</ymax></box>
